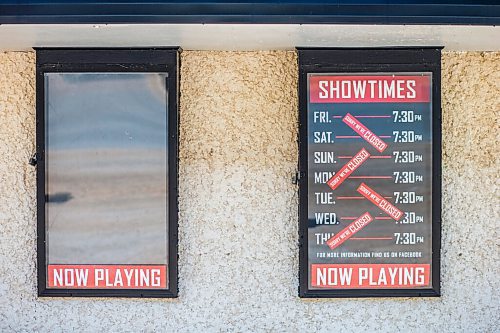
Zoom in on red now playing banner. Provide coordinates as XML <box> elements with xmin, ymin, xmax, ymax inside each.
<box><xmin>309</xmin><ymin>75</ymin><xmax>431</xmax><ymax>103</ymax></box>
<box><xmin>48</xmin><ymin>265</ymin><xmax>167</xmax><ymax>289</ymax></box>
<box><xmin>326</xmin><ymin>212</ymin><xmax>373</xmax><ymax>250</ymax></box>
<box><xmin>311</xmin><ymin>264</ymin><xmax>430</xmax><ymax>288</ymax></box>
<box><xmin>357</xmin><ymin>183</ymin><xmax>403</xmax><ymax>220</ymax></box>
<box><xmin>327</xmin><ymin>148</ymin><xmax>370</xmax><ymax>190</ymax></box>
<box><xmin>343</xmin><ymin>113</ymin><xmax>387</xmax><ymax>152</ymax></box>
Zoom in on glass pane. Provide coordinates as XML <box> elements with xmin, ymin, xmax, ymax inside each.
<box><xmin>45</xmin><ymin>73</ymin><xmax>168</xmax><ymax>289</ymax></box>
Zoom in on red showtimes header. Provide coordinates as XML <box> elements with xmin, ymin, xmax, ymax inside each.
<box><xmin>309</xmin><ymin>75</ymin><xmax>431</xmax><ymax>103</ymax></box>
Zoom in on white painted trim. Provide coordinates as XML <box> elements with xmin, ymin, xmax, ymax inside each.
<box><xmin>1</xmin><ymin>24</ymin><xmax>499</xmax><ymax>51</ymax></box>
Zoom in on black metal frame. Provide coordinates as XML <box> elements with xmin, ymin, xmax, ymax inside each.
<box><xmin>297</xmin><ymin>47</ymin><xmax>442</xmax><ymax>298</ymax></box>
<box><xmin>35</xmin><ymin>48</ymin><xmax>180</xmax><ymax>298</ymax></box>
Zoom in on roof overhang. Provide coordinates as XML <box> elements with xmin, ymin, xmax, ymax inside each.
<box><xmin>2</xmin><ymin>1</ymin><xmax>499</xmax><ymax>25</ymax></box>
<box><xmin>1</xmin><ymin>1</ymin><xmax>498</xmax><ymax>51</ymax></box>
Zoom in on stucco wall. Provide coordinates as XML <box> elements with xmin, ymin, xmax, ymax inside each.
<box><xmin>0</xmin><ymin>50</ymin><xmax>498</xmax><ymax>332</ymax></box>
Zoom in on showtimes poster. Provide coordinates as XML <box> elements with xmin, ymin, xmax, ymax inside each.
<box><xmin>307</xmin><ymin>73</ymin><xmax>434</xmax><ymax>290</ymax></box>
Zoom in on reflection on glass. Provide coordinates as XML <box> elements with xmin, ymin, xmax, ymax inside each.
<box><xmin>45</xmin><ymin>73</ymin><xmax>168</xmax><ymax>266</ymax></box>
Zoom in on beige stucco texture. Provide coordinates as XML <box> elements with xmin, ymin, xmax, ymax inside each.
<box><xmin>0</xmin><ymin>50</ymin><xmax>498</xmax><ymax>332</ymax></box>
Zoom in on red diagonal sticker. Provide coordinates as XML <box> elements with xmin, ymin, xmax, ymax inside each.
<box><xmin>327</xmin><ymin>148</ymin><xmax>371</xmax><ymax>190</ymax></box>
<box><xmin>342</xmin><ymin>113</ymin><xmax>388</xmax><ymax>152</ymax></box>
<box><xmin>326</xmin><ymin>212</ymin><xmax>373</xmax><ymax>250</ymax></box>
<box><xmin>357</xmin><ymin>183</ymin><xmax>403</xmax><ymax>220</ymax></box>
